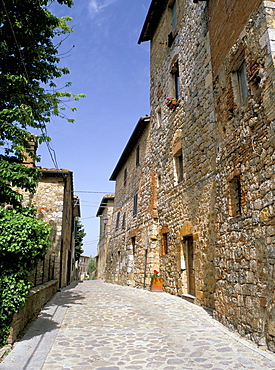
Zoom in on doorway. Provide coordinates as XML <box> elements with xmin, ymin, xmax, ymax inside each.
<box><xmin>184</xmin><ymin>236</ymin><xmax>195</xmax><ymax>296</ymax></box>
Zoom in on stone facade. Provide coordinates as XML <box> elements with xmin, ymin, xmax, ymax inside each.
<box><xmin>211</xmin><ymin>0</ymin><xmax>275</xmax><ymax>350</ymax></box>
<box><xmin>105</xmin><ymin>116</ymin><xmax>161</xmax><ymax>288</ymax></box>
<box><xmin>78</xmin><ymin>255</ymin><xmax>91</xmax><ymax>280</ymax></box>
<box><xmin>96</xmin><ymin>195</ymin><xmax>115</xmax><ymax>280</ymax></box>
<box><xmin>23</xmin><ymin>169</ymin><xmax>77</xmax><ymax>289</ymax></box>
<box><xmin>102</xmin><ymin>0</ymin><xmax>275</xmax><ymax>351</ymax></box>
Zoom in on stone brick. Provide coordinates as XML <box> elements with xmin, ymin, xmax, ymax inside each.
<box><xmin>99</xmin><ymin>0</ymin><xmax>275</xmax><ymax>353</ymax></box>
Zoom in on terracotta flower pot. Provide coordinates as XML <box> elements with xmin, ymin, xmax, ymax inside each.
<box><xmin>168</xmin><ymin>101</ymin><xmax>177</xmax><ymax>110</ymax></box>
<box><xmin>150</xmin><ymin>277</ymin><xmax>163</xmax><ymax>292</ymax></box>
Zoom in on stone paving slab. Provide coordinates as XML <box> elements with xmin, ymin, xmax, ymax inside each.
<box><xmin>1</xmin><ymin>280</ymin><xmax>275</xmax><ymax>369</ymax></box>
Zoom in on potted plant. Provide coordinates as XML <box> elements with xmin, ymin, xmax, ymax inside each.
<box><xmin>150</xmin><ymin>270</ymin><xmax>163</xmax><ymax>292</ymax></box>
<box><xmin>165</xmin><ymin>97</ymin><xmax>177</xmax><ymax>110</ymax></box>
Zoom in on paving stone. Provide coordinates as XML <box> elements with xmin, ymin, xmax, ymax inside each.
<box><xmin>1</xmin><ymin>281</ymin><xmax>275</xmax><ymax>369</ymax></box>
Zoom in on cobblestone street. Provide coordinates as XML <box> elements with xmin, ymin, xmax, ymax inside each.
<box><xmin>1</xmin><ymin>280</ymin><xmax>275</xmax><ymax>370</ymax></box>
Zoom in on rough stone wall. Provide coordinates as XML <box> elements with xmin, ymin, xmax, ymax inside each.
<box><xmin>106</xmin><ymin>1</ymin><xmax>217</xmax><ymax>306</ymax></box>
<box><xmin>148</xmin><ymin>1</ymin><xmax>217</xmax><ymax>308</ymax></box>
<box><xmin>208</xmin><ymin>0</ymin><xmax>263</xmax><ymax>76</ymax></box>
<box><xmin>60</xmin><ymin>173</ymin><xmax>74</xmax><ymax>287</ymax></box>
<box><xmin>8</xmin><ymin>280</ymin><xmax>58</xmax><ymax>344</ymax></box>
<box><xmin>105</xmin><ymin>121</ymin><xmax>159</xmax><ymax>288</ymax></box>
<box><xmin>104</xmin><ymin>0</ymin><xmax>275</xmax><ymax>352</ymax></box>
<box><xmin>96</xmin><ymin>198</ymin><xmax>114</xmax><ymax>280</ymax></box>
<box><xmin>23</xmin><ymin>171</ymin><xmax>74</xmax><ymax>288</ymax></box>
<box><xmin>212</xmin><ymin>0</ymin><xmax>275</xmax><ymax>350</ymax></box>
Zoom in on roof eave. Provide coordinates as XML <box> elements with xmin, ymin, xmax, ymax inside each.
<box><xmin>138</xmin><ymin>0</ymin><xmax>169</xmax><ymax>44</ymax></box>
<box><xmin>109</xmin><ymin>116</ymin><xmax>150</xmax><ymax>181</ymax></box>
<box><xmin>96</xmin><ymin>195</ymin><xmax>115</xmax><ymax>217</ymax></box>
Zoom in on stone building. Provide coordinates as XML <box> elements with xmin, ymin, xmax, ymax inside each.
<box><xmin>103</xmin><ymin>0</ymin><xmax>275</xmax><ymax>351</ymax></box>
<box><xmin>209</xmin><ymin>0</ymin><xmax>275</xmax><ymax>350</ymax></box>
<box><xmin>78</xmin><ymin>255</ymin><xmax>90</xmax><ymax>280</ymax></box>
<box><xmin>23</xmin><ymin>167</ymin><xmax>79</xmax><ymax>289</ymax></box>
<box><xmin>104</xmin><ymin>115</ymin><xmax>162</xmax><ymax>287</ymax></box>
<box><xmin>96</xmin><ymin>194</ymin><xmax>115</xmax><ymax>280</ymax></box>
<box><xmin>9</xmin><ymin>149</ymin><xmax>80</xmax><ymax>343</ymax></box>
<box><xmin>22</xmin><ymin>140</ymin><xmax>79</xmax><ymax>289</ymax></box>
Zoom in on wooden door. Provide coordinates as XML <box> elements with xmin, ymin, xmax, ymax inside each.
<box><xmin>186</xmin><ymin>236</ymin><xmax>195</xmax><ymax>296</ymax></box>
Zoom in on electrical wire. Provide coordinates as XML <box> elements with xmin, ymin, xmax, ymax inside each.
<box><xmin>75</xmin><ymin>191</ymin><xmax>114</xmax><ymax>194</ymax></box>
<box><xmin>1</xmin><ymin>0</ymin><xmax>63</xmax><ymax>170</ymax></box>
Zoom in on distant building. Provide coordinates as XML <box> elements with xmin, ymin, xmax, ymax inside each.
<box><xmin>105</xmin><ymin>116</ymin><xmax>159</xmax><ymax>287</ymax></box>
<box><xmin>78</xmin><ymin>255</ymin><xmax>90</xmax><ymax>280</ymax></box>
<box><xmin>96</xmin><ymin>194</ymin><xmax>115</xmax><ymax>280</ymax></box>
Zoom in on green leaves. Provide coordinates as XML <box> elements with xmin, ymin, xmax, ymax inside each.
<box><xmin>0</xmin><ymin>157</ymin><xmax>41</xmax><ymax>206</ymax></box>
<box><xmin>0</xmin><ymin>208</ymin><xmax>51</xmax><ymax>267</ymax></box>
<box><xmin>0</xmin><ymin>208</ymin><xmax>51</xmax><ymax>346</ymax></box>
<box><xmin>0</xmin><ymin>0</ymin><xmax>81</xmax><ymax>346</ymax></box>
<box><xmin>74</xmin><ymin>218</ymin><xmax>86</xmax><ymax>261</ymax></box>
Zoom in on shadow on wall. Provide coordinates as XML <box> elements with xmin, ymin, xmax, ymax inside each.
<box><xmin>19</xmin><ymin>281</ymin><xmax>86</xmax><ymax>343</ymax></box>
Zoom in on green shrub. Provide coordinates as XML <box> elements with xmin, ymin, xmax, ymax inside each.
<box><xmin>0</xmin><ymin>208</ymin><xmax>51</xmax><ymax>346</ymax></box>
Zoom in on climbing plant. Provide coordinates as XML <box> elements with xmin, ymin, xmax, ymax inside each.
<box><xmin>0</xmin><ymin>0</ymin><xmax>84</xmax><ymax>346</ymax></box>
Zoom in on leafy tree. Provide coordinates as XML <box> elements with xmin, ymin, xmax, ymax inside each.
<box><xmin>87</xmin><ymin>257</ymin><xmax>96</xmax><ymax>278</ymax></box>
<box><xmin>75</xmin><ymin>218</ymin><xmax>86</xmax><ymax>261</ymax></box>
<box><xmin>0</xmin><ymin>0</ymin><xmax>84</xmax><ymax>346</ymax></box>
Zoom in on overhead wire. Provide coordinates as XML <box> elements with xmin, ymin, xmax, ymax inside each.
<box><xmin>75</xmin><ymin>191</ymin><xmax>114</xmax><ymax>194</ymax></box>
<box><xmin>1</xmin><ymin>0</ymin><xmax>63</xmax><ymax>170</ymax></box>
<box><xmin>2</xmin><ymin>3</ymin><xmax>112</xmax><ymax>255</ymax></box>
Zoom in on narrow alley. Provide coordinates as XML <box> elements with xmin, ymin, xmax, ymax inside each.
<box><xmin>1</xmin><ymin>280</ymin><xmax>275</xmax><ymax>370</ymax></box>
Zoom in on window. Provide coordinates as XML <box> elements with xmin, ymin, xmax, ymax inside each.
<box><xmin>228</xmin><ymin>175</ymin><xmax>242</xmax><ymax>217</ymax></box>
<box><xmin>124</xmin><ymin>168</ymin><xmax>127</xmax><ymax>187</ymax></box>
<box><xmin>231</xmin><ymin>56</ymin><xmax>248</xmax><ymax>105</ymax></box>
<box><xmin>122</xmin><ymin>212</ymin><xmax>126</xmax><ymax>229</ymax></box>
<box><xmin>175</xmin><ymin>151</ymin><xmax>184</xmax><ymax>183</ymax></box>
<box><xmin>160</xmin><ymin>225</ymin><xmax>169</xmax><ymax>255</ymax></box>
<box><xmin>115</xmin><ymin>211</ymin><xmax>120</xmax><ymax>230</ymax></box>
<box><xmin>136</xmin><ymin>145</ymin><xmax>140</xmax><ymax>167</ymax></box>
<box><xmin>133</xmin><ymin>193</ymin><xmax>138</xmax><ymax>217</ymax></box>
<box><xmin>158</xmin><ymin>174</ymin><xmax>162</xmax><ymax>189</ymax></box>
<box><xmin>131</xmin><ymin>236</ymin><xmax>136</xmax><ymax>255</ymax></box>
<box><xmin>162</xmin><ymin>233</ymin><xmax>169</xmax><ymax>255</ymax></box>
<box><xmin>170</xmin><ymin>60</ymin><xmax>180</xmax><ymax>100</ymax></box>
<box><xmin>103</xmin><ymin>216</ymin><xmax>108</xmax><ymax>235</ymax></box>
<box><xmin>237</xmin><ymin>62</ymin><xmax>248</xmax><ymax>103</ymax></box>
<box><xmin>173</xmin><ymin>137</ymin><xmax>184</xmax><ymax>184</ymax></box>
<box><xmin>156</xmin><ymin>107</ymin><xmax>162</xmax><ymax>128</ymax></box>
<box><xmin>167</xmin><ymin>1</ymin><xmax>177</xmax><ymax>47</ymax></box>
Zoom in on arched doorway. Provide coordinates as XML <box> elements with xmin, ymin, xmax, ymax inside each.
<box><xmin>179</xmin><ymin>222</ymin><xmax>195</xmax><ymax>297</ymax></box>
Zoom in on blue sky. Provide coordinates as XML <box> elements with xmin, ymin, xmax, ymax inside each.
<box><xmin>39</xmin><ymin>0</ymin><xmax>151</xmax><ymax>256</ymax></box>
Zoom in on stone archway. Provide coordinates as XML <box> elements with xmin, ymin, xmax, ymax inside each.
<box><xmin>179</xmin><ymin>221</ymin><xmax>194</xmax><ymax>238</ymax></box>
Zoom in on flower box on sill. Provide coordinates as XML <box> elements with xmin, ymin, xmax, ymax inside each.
<box><xmin>165</xmin><ymin>97</ymin><xmax>178</xmax><ymax>110</ymax></box>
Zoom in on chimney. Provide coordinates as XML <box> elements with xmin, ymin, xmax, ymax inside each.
<box><xmin>23</xmin><ymin>137</ymin><xmax>38</xmax><ymax>168</ymax></box>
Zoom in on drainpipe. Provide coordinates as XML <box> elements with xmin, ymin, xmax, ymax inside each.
<box><xmin>143</xmin><ymin>235</ymin><xmax>149</xmax><ymax>288</ymax></box>
<box><xmin>59</xmin><ymin>239</ymin><xmax>63</xmax><ymax>290</ymax></box>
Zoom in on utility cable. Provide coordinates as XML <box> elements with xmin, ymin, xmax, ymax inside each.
<box><xmin>1</xmin><ymin>0</ymin><xmax>63</xmax><ymax>170</ymax></box>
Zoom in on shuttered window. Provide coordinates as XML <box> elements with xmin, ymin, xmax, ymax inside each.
<box><xmin>133</xmin><ymin>193</ymin><xmax>138</xmax><ymax>217</ymax></box>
